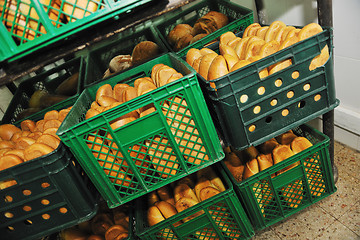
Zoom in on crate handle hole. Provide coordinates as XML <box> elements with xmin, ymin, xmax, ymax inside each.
<box><xmin>282</xmin><ymin>109</ymin><xmax>289</xmax><ymax>117</ymax></box>
<box><xmin>303</xmin><ymin>83</ymin><xmax>311</xmax><ymax>91</ymax></box>
<box><xmin>253</xmin><ymin>106</ymin><xmax>261</xmax><ymax>114</ymax></box>
<box><xmin>22</xmin><ymin>189</ymin><xmax>31</xmax><ymax>196</ymax></box>
<box><xmin>23</xmin><ymin>205</ymin><xmax>32</xmax><ymax>212</ymax></box>
<box><xmin>314</xmin><ymin>94</ymin><xmax>321</xmax><ymax>102</ymax></box>
<box><xmin>275</xmin><ymin>79</ymin><xmax>283</xmax><ymax>87</ymax></box>
<box><xmin>287</xmin><ymin>90</ymin><xmax>294</xmax><ymax>99</ymax></box>
<box><xmin>240</xmin><ymin>94</ymin><xmax>248</xmax><ymax>103</ymax></box>
<box><xmin>270</xmin><ymin>98</ymin><xmax>278</xmax><ymax>106</ymax></box>
<box><xmin>4</xmin><ymin>195</ymin><xmax>13</xmax><ymax>203</ymax></box>
<box><xmin>265</xmin><ymin>116</ymin><xmax>272</xmax><ymax>123</ymax></box>
<box><xmin>249</xmin><ymin>125</ymin><xmax>256</xmax><ymax>132</ymax></box>
<box><xmin>298</xmin><ymin>101</ymin><xmax>306</xmax><ymax>108</ymax></box>
<box><xmin>4</xmin><ymin>212</ymin><xmax>14</xmax><ymax>218</ymax></box>
<box><xmin>257</xmin><ymin>86</ymin><xmax>265</xmax><ymax>95</ymax></box>
<box><xmin>41</xmin><ymin>182</ymin><xmax>50</xmax><ymax>188</ymax></box>
<box><xmin>292</xmin><ymin>71</ymin><xmax>300</xmax><ymax>79</ymax></box>
<box><xmin>59</xmin><ymin>207</ymin><xmax>68</xmax><ymax>214</ymax></box>
<box><xmin>42</xmin><ymin>214</ymin><xmax>50</xmax><ymax>220</ymax></box>
<box><xmin>7</xmin><ymin>226</ymin><xmax>15</xmax><ymax>232</ymax></box>
<box><xmin>24</xmin><ymin>219</ymin><xmax>33</xmax><ymax>225</ymax></box>
<box><xmin>41</xmin><ymin>199</ymin><xmax>50</xmax><ymax>205</ymax></box>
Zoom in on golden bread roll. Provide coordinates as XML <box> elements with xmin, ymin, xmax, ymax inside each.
<box><xmin>166</xmin><ymin>72</ymin><xmax>183</xmax><ymax>85</ymax></box>
<box><xmin>243</xmin><ymin>158</ymin><xmax>259</xmax><ymax>180</ymax></box>
<box><xmin>194</xmin><ymin>177</ymin><xmax>212</xmax><ymax>200</ymax></box>
<box><xmin>174</xmin><ymin>183</ymin><xmax>199</xmax><ymax>203</ymax></box>
<box><xmin>196</xmin><ymin>167</ymin><xmax>225</xmax><ymax>192</ymax></box>
<box><xmin>190</xmin><ymin>33</ymin><xmax>208</xmax><ymax>44</ymax></box>
<box><xmin>259</xmin><ymin>40</ymin><xmax>280</xmax><ymax>58</ymax></box>
<box><xmin>224</xmin><ymin>159</ymin><xmax>245</xmax><ymax>182</ymax></box>
<box><xmin>168</xmin><ymin>24</ymin><xmax>193</xmax><ymax>47</ymax></box>
<box><xmin>112</xmin><ymin>83</ymin><xmax>129</xmax><ymax>102</ymax></box>
<box><xmin>0</xmin><ymin>154</ymin><xmax>23</xmax><ymax>171</ymax></box>
<box><xmin>207</xmin><ymin>55</ymin><xmax>228</xmax><ymax>83</ymax></box>
<box><xmin>290</xmin><ymin>137</ymin><xmax>313</xmax><ymax>154</ymax></box>
<box><xmin>264</xmin><ymin>21</ymin><xmax>286</xmax><ymax>42</ymax></box>
<box><xmin>198</xmin><ymin>53</ymin><xmax>218</xmax><ymax>80</ymax></box>
<box><xmin>234</xmin><ymin>37</ymin><xmax>251</xmax><ymax>60</ymax></box>
<box><xmin>20</xmin><ymin>119</ymin><xmax>36</xmax><ymax>132</ymax></box>
<box><xmin>223</xmin><ymin>54</ymin><xmax>239</xmax><ymax>71</ymax></box>
<box><xmin>43</xmin><ymin>119</ymin><xmax>62</xmax><ymax>130</ymax></box>
<box><xmin>247</xmin><ymin>26</ymin><xmax>261</xmax><ymax>37</ymax></box>
<box><xmin>275</xmin><ymin>131</ymin><xmax>298</xmax><ymax>145</ymax></box>
<box><xmin>44</xmin><ymin>110</ymin><xmax>59</xmax><ymax>121</ymax></box>
<box><xmin>97</xmin><ymin>95</ymin><xmax>118</xmax><ymax>107</ymax></box>
<box><xmin>191</xmin><ymin>56</ymin><xmax>203</xmax><ymax>73</ymax></box>
<box><xmin>15</xmin><ymin>136</ymin><xmax>36</xmax><ymax>150</ymax></box>
<box><xmin>96</xmin><ymin>84</ymin><xmax>113</xmax><ymax>103</ymax></box>
<box><xmin>219</xmin><ymin>44</ymin><xmax>238</xmax><ymax>60</ymax></box>
<box><xmin>257</xmin><ymin>154</ymin><xmax>273</xmax><ymax>171</ymax></box>
<box><xmin>198</xmin><ymin>186</ymin><xmax>221</xmax><ymax>201</ymax></box>
<box><xmin>154</xmin><ymin>201</ymin><xmax>179</xmax><ymax>222</ymax></box>
<box><xmin>230</xmin><ymin>59</ymin><xmax>251</xmax><ymax>72</ymax></box>
<box><xmin>4</xmin><ymin>149</ymin><xmax>25</xmax><ymax>161</ymax></box>
<box><xmin>36</xmin><ymin>134</ymin><xmax>61</xmax><ymax>149</ymax></box>
<box><xmin>155</xmin><ymin>66</ymin><xmax>178</xmax><ymax>87</ymax></box>
<box><xmin>107</xmin><ymin>55</ymin><xmax>132</xmax><ymax>75</ymax></box>
<box><xmin>132</xmin><ymin>41</ymin><xmax>160</xmax><ymax>65</ymax></box>
<box><xmin>147</xmin><ymin>205</ymin><xmax>165</xmax><ymax>226</ymax></box>
<box><xmin>256</xmin><ymin>26</ymin><xmax>269</xmax><ymax>40</ymax></box>
<box><xmin>24</xmin><ymin>143</ymin><xmax>54</xmax><ymax>161</ymax></box>
<box><xmin>227</xmin><ymin>37</ymin><xmax>242</xmax><ymax>49</ymax></box>
<box><xmin>0</xmin><ymin>124</ymin><xmax>21</xmax><ymax>141</ymax></box>
<box><xmin>105</xmin><ymin>225</ymin><xmax>128</xmax><ymax>240</ymax></box>
<box><xmin>258</xmin><ymin>138</ymin><xmax>279</xmax><ymax>154</ymax></box>
<box><xmin>200</xmin><ymin>48</ymin><xmax>216</xmax><ymax>56</ymax></box>
<box><xmin>243</xmin><ymin>23</ymin><xmax>261</xmax><ymax>38</ymax></box>
<box><xmin>121</xmin><ymin>86</ymin><xmax>138</xmax><ymax>102</ymax></box>
<box><xmin>148</xmin><ymin>191</ymin><xmax>160</xmax><ymax>206</ymax></box>
<box><xmin>309</xmin><ymin>45</ymin><xmax>329</xmax><ymax>71</ymax></box>
<box><xmin>63</xmin><ymin>0</ymin><xmax>100</xmax><ymax>22</ymax></box>
<box><xmin>175</xmin><ymin>197</ymin><xmax>203</xmax><ymax>222</ymax></box>
<box><xmin>58</xmin><ymin>108</ymin><xmax>70</xmax><ymax>122</ymax></box>
<box><xmin>244</xmin><ymin>39</ymin><xmax>265</xmax><ymax>60</ymax></box>
<box><xmin>0</xmin><ymin>140</ymin><xmax>15</xmax><ymax>149</ymax></box>
<box><xmin>186</xmin><ymin>48</ymin><xmax>202</xmax><ymax>66</ymax></box>
<box><xmin>86</xmin><ymin>108</ymin><xmax>101</xmax><ymax>120</ymax></box>
<box><xmin>272</xmin><ymin>144</ymin><xmax>297</xmax><ymax>175</ymax></box>
<box><xmin>220</xmin><ymin>31</ymin><xmax>237</xmax><ymax>46</ymax></box>
<box><xmin>151</xmin><ymin>64</ymin><xmax>165</xmax><ymax>82</ymax></box>
<box><xmin>28</xmin><ymin>131</ymin><xmax>43</xmax><ymax>140</ymax></box>
<box><xmin>156</xmin><ymin>185</ymin><xmax>175</xmax><ymax>206</ymax></box>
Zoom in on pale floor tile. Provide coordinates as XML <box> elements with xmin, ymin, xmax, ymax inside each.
<box><xmin>251</xmin><ymin>227</ymin><xmax>282</xmax><ymax>240</ymax></box>
<box><xmin>337</xmin><ymin>200</ymin><xmax>360</xmax><ymax>236</ymax></box>
<box><xmin>334</xmin><ymin>142</ymin><xmax>360</xmax><ymax>181</ymax></box>
<box><xmin>270</xmin><ymin>203</ymin><xmax>337</xmax><ymax>240</ymax></box>
<box><xmin>314</xmin><ymin>220</ymin><xmax>360</xmax><ymax>240</ymax></box>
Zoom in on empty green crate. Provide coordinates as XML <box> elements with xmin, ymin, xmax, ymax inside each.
<box><xmin>135</xmin><ymin>163</ymin><xmax>254</xmax><ymax>240</ymax></box>
<box><xmin>0</xmin><ymin>0</ymin><xmax>153</xmax><ymax>62</ymax></box>
<box><xmin>1</xmin><ymin>56</ymin><xmax>84</xmax><ymax>125</ymax></box>
<box><xmin>57</xmin><ymin>53</ymin><xmax>224</xmax><ymax>208</ymax></box>
<box><xmin>222</xmin><ymin>124</ymin><xmax>337</xmax><ymax>231</ymax></box>
<box><xmin>152</xmin><ymin>0</ymin><xmax>253</xmax><ymax>58</ymax></box>
<box><xmin>0</xmin><ymin>142</ymin><xmax>98</xmax><ymax>240</ymax></box>
<box><xmin>197</xmin><ymin>26</ymin><xmax>339</xmax><ymax>151</ymax></box>
<box><xmin>83</xmin><ymin>23</ymin><xmax>168</xmax><ymax>88</ymax></box>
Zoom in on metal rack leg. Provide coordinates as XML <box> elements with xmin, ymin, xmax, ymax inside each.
<box><xmin>323</xmin><ymin>110</ymin><xmax>338</xmax><ymax>183</ymax></box>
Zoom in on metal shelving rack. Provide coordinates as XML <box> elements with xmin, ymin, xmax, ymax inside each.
<box><xmin>254</xmin><ymin>0</ymin><xmax>338</xmax><ymax>184</ymax></box>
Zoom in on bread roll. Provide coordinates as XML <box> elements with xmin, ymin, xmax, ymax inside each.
<box><xmin>0</xmin><ymin>124</ymin><xmax>21</xmax><ymax>141</ymax></box>
<box><xmin>36</xmin><ymin>134</ymin><xmax>61</xmax><ymax>149</ymax></box>
<box><xmin>243</xmin><ymin>158</ymin><xmax>259</xmax><ymax>180</ymax></box>
<box><xmin>63</xmin><ymin>0</ymin><xmax>100</xmax><ymax>22</ymax></box>
<box><xmin>224</xmin><ymin>152</ymin><xmax>245</xmax><ymax>182</ymax></box>
<box><xmin>24</xmin><ymin>143</ymin><xmax>54</xmax><ymax>161</ymax></box>
<box><xmin>157</xmin><ymin>185</ymin><xmax>175</xmax><ymax>206</ymax></box>
<box><xmin>108</xmin><ymin>55</ymin><xmax>132</xmax><ymax>74</ymax></box>
<box><xmin>264</xmin><ymin>21</ymin><xmax>286</xmax><ymax>42</ymax></box>
<box><xmin>194</xmin><ymin>177</ymin><xmax>212</xmax><ymax>200</ymax></box>
<box><xmin>0</xmin><ymin>140</ymin><xmax>15</xmax><ymax>149</ymax></box>
<box><xmin>96</xmin><ymin>84</ymin><xmax>113</xmax><ymax>103</ymax></box>
<box><xmin>44</xmin><ymin>110</ymin><xmax>59</xmax><ymax>121</ymax></box>
<box><xmin>174</xmin><ymin>34</ymin><xmax>193</xmax><ymax>51</ymax></box>
<box><xmin>175</xmin><ymin>197</ymin><xmax>203</xmax><ymax>222</ymax></box>
<box><xmin>257</xmin><ymin>154</ymin><xmax>273</xmax><ymax>171</ymax></box>
<box><xmin>20</xmin><ymin>119</ymin><xmax>36</xmax><ymax>132</ymax></box>
<box><xmin>243</xmin><ymin>23</ymin><xmax>261</xmax><ymax>38</ymax></box>
<box><xmin>256</xmin><ymin>26</ymin><xmax>269</xmax><ymax>40</ymax></box>
<box><xmin>198</xmin><ymin>53</ymin><xmax>218</xmax><ymax>80</ymax></box>
<box><xmin>190</xmin><ymin>33</ymin><xmax>208</xmax><ymax>44</ymax></box>
<box><xmin>147</xmin><ymin>205</ymin><xmax>165</xmax><ymax>227</ymax></box>
<box><xmin>272</xmin><ymin>144</ymin><xmax>297</xmax><ymax>174</ymax></box>
<box><xmin>234</xmin><ymin>37</ymin><xmax>251</xmax><ymax>60</ymax></box>
<box><xmin>0</xmin><ymin>154</ymin><xmax>23</xmax><ymax>171</ymax></box>
<box><xmin>186</xmin><ymin>48</ymin><xmax>202</xmax><ymax>66</ymax></box>
<box><xmin>199</xmin><ymin>186</ymin><xmax>221</xmax><ymax>201</ymax></box>
<box><xmin>43</xmin><ymin>119</ymin><xmax>62</xmax><ymax>130</ymax></box>
<box><xmin>154</xmin><ymin>201</ymin><xmax>178</xmax><ymax>222</ymax></box>
<box><xmin>15</xmin><ymin>136</ymin><xmax>36</xmax><ymax>150</ymax></box>
<box><xmin>275</xmin><ymin>131</ymin><xmax>298</xmax><ymax>146</ymax></box>
<box><xmin>58</xmin><ymin>109</ymin><xmax>71</xmax><ymax>122</ymax></box>
<box><xmin>167</xmin><ymin>24</ymin><xmax>193</xmax><ymax>47</ymax></box>
<box><xmin>132</xmin><ymin>41</ymin><xmax>160</xmax><ymax>65</ymax></box>
<box><xmin>105</xmin><ymin>225</ymin><xmax>128</xmax><ymax>240</ymax></box>
<box><xmin>220</xmin><ymin>31</ymin><xmax>237</xmax><ymax>46</ymax></box>
<box><xmin>174</xmin><ymin>183</ymin><xmax>199</xmax><ymax>203</ymax></box>
<box><xmin>207</xmin><ymin>55</ymin><xmax>228</xmax><ymax>84</ymax></box>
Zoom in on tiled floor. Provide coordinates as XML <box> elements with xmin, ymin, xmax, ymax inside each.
<box><xmin>251</xmin><ymin>141</ymin><xmax>360</xmax><ymax>240</ymax></box>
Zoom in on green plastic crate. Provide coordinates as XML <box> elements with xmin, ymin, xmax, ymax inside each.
<box><xmin>197</xmin><ymin>26</ymin><xmax>339</xmax><ymax>151</ymax></box>
<box><xmin>0</xmin><ymin>0</ymin><xmax>153</xmax><ymax>62</ymax></box>
<box><xmin>222</xmin><ymin>124</ymin><xmax>337</xmax><ymax>231</ymax></box>
<box><xmin>0</xmin><ymin>142</ymin><xmax>98</xmax><ymax>240</ymax></box>
<box><xmin>57</xmin><ymin>53</ymin><xmax>224</xmax><ymax>208</ymax></box>
<box><xmin>152</xmin><ymin>0</ymin><xmax>254</xmax><ymax>58</ymax></box>
<box><xmin>135</xmin><ymin>163</ymin><xmax>254</xmax><ymax>240</ymax></box>
<box><xmin>1</xmin><ymin>56</ymin><xmax>84</xmax><ymax>125</ymax></box>
<box><xmin>83</xmin><ymin>23</ymin><xmax>168</xmax><ymax>88</ymax></box>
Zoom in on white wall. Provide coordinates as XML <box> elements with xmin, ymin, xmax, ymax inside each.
<box><xmin>233</xmin><ymin>0</ymin><xmax>360</xmax><ymax>150</ymax></box>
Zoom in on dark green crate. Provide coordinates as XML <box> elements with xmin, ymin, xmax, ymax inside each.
<box><xmin>0</xmin><ymin>0</ymin><xmax>154</xmax><ymax>62</ymax></box>
<box><xmin>135</xmin><ymin>163</ymin><xmax>254</xmax><ymax>240</ymax></box>
<box><xmin>83</xmin><ymin>23</ymin><xmax>168</xmax><ymax>88</ymax></box>
<box><xmin>222</xmin><ymin>124</ymin><xmax>337</xmax><ymax>231</ymax></box>
<box><xmin>1</xmin><ymin>56</ymin><xmax>84</xmax><ymax>125</ymax></box>
<box><xmin>152</xmin><ymin>0</ymin><xmax>254</xmax><ymax>58</ymax></box>
<box><xmin>0</xmin><ymin>142</ymin><xmax>98</xmax><ymax>240</ymax></box>
<box><xmin>57</xmin><ymin>53</ymin><xmax>224</xmax><ymax>208</ymax></box>
<box><xmin>197</xmin><ymin>26</ymin><xmax>339</xmax><ymax>151</ymax></box>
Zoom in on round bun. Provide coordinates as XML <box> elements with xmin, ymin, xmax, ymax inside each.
<box><xmin>20</xmin><ymin>119</ymin><xmax>36</xmax><ymax>132</ymax></box>
<box><xmin>24</xmin><ymin>143</ymin><xmax>55</xmax><ymax>161</ymax></box>
<box><xmin>132</xmin><ymin>41</ymin><xmax>160</xmax><ymax>65</ymax></box>
<box><xmin>0</xmin><ymin>124</ymin><xmax>21</xmax><ymax>141</ymax></box>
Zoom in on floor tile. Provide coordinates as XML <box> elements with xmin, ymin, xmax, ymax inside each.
<box><xmin>270</xmin><ymin>203</ymin><xmax>337</xmax><ymax>240</ymax></box>
<box><xmin>314</xmin><ymin>220</ymin><xmax>360</xmax><ymax>240</ymax></box>
<box><xmin>252</xmin><ymin>227</ymin><xmax>282</xmax><ymax>240</ymax></box>
<box><xmin>318</xmin><ymin>170</ymin><xmax>360</xmax><ymax>219</ymax></box>
<box><xmin>334</xmin><ymin>143</ymin><xmax>360</xmax><ymax>181</ymax></box>
<box><xmin>337</xmin><ymin>200</ymin><xmax>360</xmax><ymax>236</ymax></box>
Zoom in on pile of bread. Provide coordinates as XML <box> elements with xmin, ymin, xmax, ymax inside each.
<box><xmin>0</xmin><ymin>0</ymin><xmax>101</xmax><ymax>42</ymax></box>
<box><xmin>85</xmin><ymin>63</ymin><xmax>208</xmax><ymax>189</ymax></box>
<box><xmin>186</xmin><ymin>21</ymin><xmax>330</xmax><ymax>88</ymax></box>
<box><xmin>146</xmin><ymin>166</ymin><xmax>240</xmax><ymax>239</ymax></box>
<box><xmin>102</xmin><ymin>41</ymin><xmax>161</xmax><ymax>79</ymax></box>
<box><xmin>0</xmin><ymin>107</ymin><xmax>71</xmax><ymax>190</ymax></box>
<box><xmin>167</xmin><ymin>11</ymin><xmax>228</xmax><ymax>51</ymax></box>
<box><xmin>224</xmin><ymin>129</ymin><xmax>325</xmax><ymax>209</ymax></box>
<box><xmin>60</xmin><ymin>203</ymin><xmax>130</xmax><ymax>240</ymax></box>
